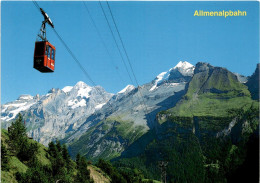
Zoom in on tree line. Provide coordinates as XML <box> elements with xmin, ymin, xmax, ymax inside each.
<box><xmin>1</xmin><ymin>114</ymin><xmax>155</xmax><ymax>183</ymax></box>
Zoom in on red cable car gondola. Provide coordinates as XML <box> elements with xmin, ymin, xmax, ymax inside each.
<box><xmin>34</xmin><ymin>41</ymin><xmax>55</xmax><ymax>72</ymax></box>
<box><xmin>34</xmin><ymin>8</ymin><xmax>56</xmax><ymax>73</ymax></box>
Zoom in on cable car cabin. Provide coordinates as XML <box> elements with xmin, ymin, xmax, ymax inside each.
<box><xmin>34</xmin><ymin>41</ymin><xmax>56</xmax><ymax>72</ymax></box>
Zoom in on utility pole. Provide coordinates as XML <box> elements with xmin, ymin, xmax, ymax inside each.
<box><xmin>158</xmin><ymin>161</ymin><xmax>168</xmax><ymax>183</ymax></box>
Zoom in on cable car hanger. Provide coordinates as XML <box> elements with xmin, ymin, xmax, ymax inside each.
<box><xmin>37</xmin><ymin>8</ymin><xmax>54</xmax><ymax>41</ymax></box>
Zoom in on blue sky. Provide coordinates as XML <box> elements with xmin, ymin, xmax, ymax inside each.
<box><xmin>1</xmin><ymin>1</ymin><xmax>259</xmax><ymax>104</ymax></box>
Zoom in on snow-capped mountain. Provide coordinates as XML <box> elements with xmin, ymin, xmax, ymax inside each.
<box><xmin>1</xmin><ymin>81</ymin><xmax>113</xmax><ymax>145</ymax></box>
<box><xmin>150</xmin><ymin>61</ymin><xmax>194</xmax><ymax>91</ymax></box>
<box><xmin>1</xmin><ymin>61</ymin><xmax>193</xmax><ymax>154</ymax></box>
<box><xmin>233</xmin><ymin>73</ymin><xmax>248</xmax><ymax>83</ymax></box>
<box><xmin>1</xmin><ymin>95</ymin><xmax>37</xmax><ymax>121</ymax></box>
<box><xmin>118</xmin><ymin>85</ymin><xmax>135</xmax><ymax>94</ymax></box>
<box><xmin>173</xmin><ymin>61</ymin><xmax>195</xmax><ymax>76</ymax></box>
<box><xmin>63</xmin><ymin>61</ymin><xmax>195</xmax><ymax>159</ymax></box>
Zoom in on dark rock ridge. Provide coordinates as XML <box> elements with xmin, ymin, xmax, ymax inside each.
<box><xmin>246</xmin><ymin>63</ymin><xmax>259</xmax><ymax>100</ymax></box>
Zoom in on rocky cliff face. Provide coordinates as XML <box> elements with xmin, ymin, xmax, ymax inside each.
<box><xmin>1</xmin><ymin>82</ymin><xmax>113</xmax><ymax>145</ymax></box>
<box><xmin>65</xmin><ymin>61</ymin><xmax>195</xmax><ymax>159</ymax></box>
<box><xmin>1</xmin><ymin>61</ymin><xmax>195</xmax><ymax>158</ymax></box>
<box><xmin>246</xmin><ymin>63</ymin><xmax>259</xmax><ymax>100</ymax></box>
<box><xmin>115</xmin><ymin>105</ymin><xmax>259</xmax><ymax>182</ymax></box>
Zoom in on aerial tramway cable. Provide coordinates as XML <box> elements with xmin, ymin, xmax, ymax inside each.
<box><xmin>98</xmin><ymin>1</ymin><xmax>135</xmax><ymax>86</ymax></box>
<box><xmin>82</xmin><ymin>1</ymin><xmax>138</xmax><ymax>108</ymax></box>
<box><xmin>82</xmin><ymin>1</ymin><xmax>126</xmax><ymax>85</ymax></box>
<box><xmin>101</xmin><ymin>2</ymin><xmax>166</xmax><ymax>170</ymax></box>
<box><xmin>32</xmin><ymin>0</ymin><xmax>40</xmax><ymax>11</ymax></box>
<box><xmin>101</xmin><ymin>0</ymin><xmax>153</xmax><ymax>123</ymax></box>
<box><xmin>106</xmin><ymin>1</ymin><xmax>139</xmax><ymax>86</ymax></box>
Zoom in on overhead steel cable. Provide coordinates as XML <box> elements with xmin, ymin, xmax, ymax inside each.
<box><xmin>82</xmin><ymin>1</ymin><xmax>126</xmax><ymax>85</ymax></box>
<box><xmin>106</xmin><ymin>1</ymin><xmax>139</xmax><ymax>86</ymax></box>
<box><xmin>98</xmin><ymin>1</ymin><xmax>135</xmax><ymax>86</ymax></box>
<box><xmin>52</xmin><ymin>26</ymin><xmax>123</xmax><ymax>118</ymax></box>
<box><xmin>82</xmin><ymin>1</ymin><xmax>137</xmax><ymax>108</ymax></box>
<box><xmin>52</xmin><ymin>28</ymin><xmax>96</xmax><ymax>86</ymax></box>
<box><xmin>32</xmin><ymin>0</ymin><xmax>41</xmax><ymax>11</ymax></box>
<box><xmin>31</xmin><ymin>0</ymin><xmax>124</xmax><ymax>120</ymax></box>
<box><xmin>104</xmin><ymin>1</ymin><xmax>153</xmax><ymax>123</ymax></box>
<box><xmin>98</xmin><ymin>1</ymin><xmax>151</xmax><ymax>119</ymax></box>
<box><xmin>105</xmin><ymin>2</ymin><xmax>164</xmax><ymax>166</ymax></box>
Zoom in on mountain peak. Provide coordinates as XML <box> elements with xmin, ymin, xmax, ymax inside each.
<box><xmin>174</xmin><ymin>61</ymin><xmax>193</xmax><ymax>69</ymax></box>
<box><xmin>194</xmin><ymin>62</ymin><xmax>213</xmax><ymax>74</ymax></box>
<box><xmin>118</xmin><ymin>85</ymin><xmax>135</xmax><ymax>94</ymax></box>
<box><xmin>75</xmin><ymin>81</ymin><xmax>89</xmax><ymax>88</ymax></box>
<box><xmin>48</xmin><ymin>88</ymin><xmax>58</xmax><ymax>94</ymax></box>
<box><xmin>150</xmin><ymin>61</ymin><xmax>194</xmax><ymax>91</ymax></box>
<box><xmin>18</xmin><ymin>95</ymin><xmax>33</xmax><ymax>101</ymax></box>
<box><xmin>172</xmin><ymin>61</ymin><xmax>194</xmax><ymax>77</ymax></box>
<box><xmin>62</xmin><ymin>86</ymin><xmax>73</xmax><ymax>93</ymax></box>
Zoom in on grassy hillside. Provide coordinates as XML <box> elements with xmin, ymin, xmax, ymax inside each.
<box><xmin>2</xmin><ymin>116</ymin><xmax>158</xmax><ymax>183</ymax></box>
<box><xmin>1</xmin><ymin>129</ymin><xmax>41</xmax><ymax>183</ymax></box>
<box><xmin>164</xmin><ymin>64</ymin><xmax>255</xmax><ymax>117</ymax></box>
<box><xmin>68</xmin><ymin>117</ymin><xmax>146</xmax><ymax>161</ymax></box>
<box><xmin>1</xmin><ymin>124</ymin><xmax>110</xmax><ymax>183</ymax></box>
<box><xmin>88</xmin><ymin>165</ymin><xmax>111</xmax><ymax>183</ymax></box>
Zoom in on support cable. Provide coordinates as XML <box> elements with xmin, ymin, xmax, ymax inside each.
<box><xmin>82</xmin><ymin>1</ymin><xmax>126</xmax><ymax>85</ymax></box>
<box><xmin>98</xmin><ymin>1</ymin><xmax>135</xmax><ymax>85</ymax></box>
<box><xmin>106</xmin><ymin>1</ymin><xmax>139</xmax><ymax>86</ymax></box>
<box><xmin>82</xmin><ymin>1</ymin><xmax>139</xmax><ymax>109</ymax></box>
<box><xmin>52</xmin><ymin>27</ymin><xmax>124</xmax><ymax>117</ymax></box>
<box><xmin>104</xmin><ymin>1</ymin><xmax>153</xmax><ymax>123</ymax></box>
<box><xmin>32</xmin><ymin>0</ymin><xmax>41</xmax><ymax>11</ymax></box>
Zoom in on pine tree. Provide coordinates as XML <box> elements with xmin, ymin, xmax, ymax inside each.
<box><xmin>61</xmin><ymin>144</ymin><xmax>73</xmax><ymax>173</ymax></box>
<box><xmin>56</xmin><ymin>140</ymin><xmax>62</xmax><ymax>152</ymax></box>
<box><xmin>8</xmin><ymin>113</ymin><xmax>27</xmax><ymax>154</ymax></box>
<box><xmin>76</xmin><ymin>153</ymin><xmax>81</xmax><ymax>168</ymax></box>
<box><xmin>7</xmin><ymin>113</ymin><xmax>38</xmax><ymax>162</ymax></box>
<box><xmin>17</xmin><ymin>139</ymin><xmax>39</xmax><ymax>161</ymax></box>
<box><xmin>48</xmin><ymin>141</ymin><xmax>58</xmax><ymax>158</ymax></box>
<box><xmin>75</xmin><ymin>156</ymin><xmax>93</xmax><ymax>183</ymax></box>
<box><xmin>97</xmin><ymin>159</ymin><xmax>127</xmax><ymax>183</ymax></box>
<box><xmin>62</xmin><ymin>144</ymin><xmax>70</xmax><ymax>164</ymax></box>
<box><xmin>1</xmin><ymin>141</ymin><xmax>9</xmax><ymax>171</ymax></box>
<box><xmin>8</xmin><ymin>113</ymin><xmax>26</xmax><ymax>141</ymax></box>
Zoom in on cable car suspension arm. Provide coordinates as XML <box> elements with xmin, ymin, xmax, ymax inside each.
<box><xmin>36</xmin><ymin>8</ymin><xmax>54</xmax><ymax>41</ymax></box>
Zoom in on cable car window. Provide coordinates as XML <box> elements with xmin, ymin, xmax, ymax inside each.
<box><xmin>35</xmin><ymin>42</ymin><xmax>45</xmax><ymax>56</ymax></box>
<box><xmin>48</xmin><ymin>46</ymin><xmax>51</xmax><ymax>58</ymax></box>
<box><xmin>51</xmin><ymin>49</ymin><xmax>55</xmax><ymax>60</ymax></box>
<box><xmin>45</xmin><ymin>45</ymin><xmax>49</xmax><ymax>56</ymax></box>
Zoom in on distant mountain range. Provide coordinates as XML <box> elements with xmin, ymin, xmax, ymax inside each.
<box><xmin>1</xmin><ymin>61</ymin><xmax>259</xmax><ymax>162</ymax></box>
